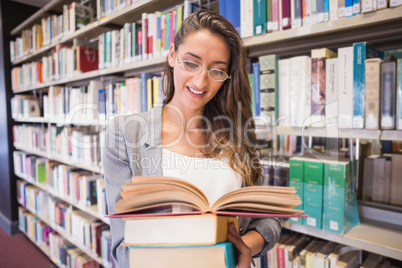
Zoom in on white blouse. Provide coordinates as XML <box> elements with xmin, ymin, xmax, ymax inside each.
<box><xmin>162</xmin><ymin>149</ymin><xmax>243</xmax><ymax>207</ymax></box>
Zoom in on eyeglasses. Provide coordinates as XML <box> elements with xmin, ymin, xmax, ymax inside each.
<box><xmin>176</xmin><ymin>53</ymin><xmax>231</xmax><ymax>82</ymax></box>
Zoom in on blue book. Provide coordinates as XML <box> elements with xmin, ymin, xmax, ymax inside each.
<box><xmin>141</xmin><ymin>73</ymin><xmax>153</xmax><ymax>112</ymax></box>
<box><xmin>397</xmin><ymin>59</ymin><xmax>402</xmax><ymax>130</ymax></box>
<box><xmin>353</xmin><ymin>42</ymin><xmax>384</xmax><ymax>128</ymax></box>
<box><xmin>345</xmin><ymin>0</ymin><xmax>353</xmax><ymax>17</ymax></box>
<box><xmin>252</xmin><ymin>62</ymin><xmax>261</xmax><ymax>117</ymax></box>
<box><xmin>219</xmin><ymin>0</ymin><xmax>226</xmax><ymax>18</ymax></box>
<box><xmin>380</xmin><ymin>60</ymin><xmax>397</xmax><ymax>129</ymax></box>
<box><xmin>353</xmin><ymin>0</ymin><xmax>360</xmax><ymax>16</ymax></box>
<box><xmin>98</xmin><ymin>89</ymin><xmax>106</xmax><ymax>120</ymax></box>
<box><xmin>324</xmin><ymin>0</ymin><xmax>329</xmax><ymax>21</ymax></box>
<box><xmin>225</xmin><ymin>0</ymin><xmax>240</xmax><ymax>34</ymax></box>
<box><xmin>128</xmin><ymin>242</ymin><xmax>236</xmax><ymax>268</ymax></box>
<box><xmin>317</xmin><ymin>0</ymin><xmax>324</xmax><ymax>22</ymax></box>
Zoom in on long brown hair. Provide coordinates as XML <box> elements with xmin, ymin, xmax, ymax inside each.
<box><xmin>163</xmin><ymin>10</ymin><xmax>261</xmax><ymax>186</ymax></box>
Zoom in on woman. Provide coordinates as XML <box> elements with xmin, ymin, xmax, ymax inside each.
<box><xmin>103</xmin><ymin>9</ymin><xmax>281</xmax><ymax>267</ymax></box>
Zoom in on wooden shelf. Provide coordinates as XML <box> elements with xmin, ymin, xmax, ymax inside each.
<box><xmin>14</xmin><ymin>144</ymin><xmax>102</xmax><ymax>173</ymax></box>
<box><xmin>19</xmin><ymin>203</ymin><xmax>110</xmax><ymax>268</ymax></box>
<box><xmin>282</xmin><ymin>221</ymin><xmax>402</xmax><ymax>261</ymax></box>
<box><xmin>275</xmin><ymin>126</ymin><xmax>402</xmax><ymax>141</ymax></box>
<box><xmin>16</xmin><ymin>172</ymin><xmax>109</xmax><ymax>224</ymax></box>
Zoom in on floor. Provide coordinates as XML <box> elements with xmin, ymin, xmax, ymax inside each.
<box><xmin>0</xmin><ymin>227</ymin><xmax>55</xmax><ymax>268</ymax></box>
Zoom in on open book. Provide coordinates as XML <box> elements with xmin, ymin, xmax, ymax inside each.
<box><xmin>112</xmin><ymin>176</ymin><xmax>305</xmax><ymax>217</ymax></box>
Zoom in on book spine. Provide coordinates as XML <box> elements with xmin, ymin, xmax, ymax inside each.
<box><xmin>323</xmin><ymin>0</ymin><xmax>329</xmax><ymax>21</ymax></box>
<box><xmin>316</xmin><ymin>0</ymin><xmax>324</xmax><ymax>23</ymax></box>
<box><xmin>353</xmin><ymin>0</ymin><xmax>361</xmax><ymax>15</ymax></box>
<box><xmin>364</xmin><ymin>58</ymin><xmax>382</xmax><ymax>129</ymax></box>
<box><xmin>140</xmin><ymin>73</ymin><xmax>148</xmax><ymax>112</ymax></box>
<box><xmin>338</xmin><ymin>0</ymin><xmax>345</xmax><ymax>18</ymax></box>
<box><xmin>226</xmin><ymin>0</ymin><xmax>241</xmax><ymax>34</ymax></box>
<box><xmin>259</xmin><ymin>54</ymin><xmax>278</xmax><ymax>127</ymax></box>
<box><xmin>272</xmin><ymin>0</ymin><xmax>280</xmax><ymax>31</ymax></box>
<box><xmin>397</xmin><ymin>59</ymin><xmax>402</xmax><ymax>130</ymax></box>
<box><xmin>338</xmin><ymin>47</ymin><xmax>353</xmax><ymax>128</ymax></box>
<box><xmin>303</xmin><ymin>160</ymin><xmax>324</xmax><ymax>229</ymax></box>
<box><xmin>311</xmin><ymin>0</ymin><xmax>317</xmax><ymax>24</ymax></box>
<box><xmin>311</xmin><ymin>57</ymin><xmax>326</xmax><ymax>127</ymax></box>
<box><xmin>293</xmin><ymin>0</ymin><xmax>302</xmax><ymax>28</ymax></box>
<box><xmin>253</xmin><ymin>62</ymin><xmax>261</xmax><ymax>117</ymax></box>
<box><xmin>254</xmin><ymin>0</ymin><xmax>267</xmax><ymax>35</ymax></box>
<box><xmin>289</xmin><ymin>159</ymin><xmax>304</xmax><ymax>224</ymax></box>
<box><xmin>345</xmin><ymin>0</ymin><xmax>353</xmax><ymax>17</ymax></box>
<box><xmin>380</xmin><ymin>61</ymin><xmax>397</xmax><ymax>129</ymax></box>
<box><xmin>282</xmin><ymin>0</ymin><xmax>291</xmax><ymax>29</ymax></box>
<box><xmin>325</xmin><ymin>58</ymin><xmax>338</xmax><ymax>127</ymax></box>
<box><xmin>267</xmin><ymin>0</ymin><xmax>273</xmax><ymax>32</ymax></box>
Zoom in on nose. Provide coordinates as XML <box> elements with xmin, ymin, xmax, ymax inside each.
<box><xmin>192</xmin><ymin>69</ymin><xmax>209</xmax><ymax>89</ymax></box>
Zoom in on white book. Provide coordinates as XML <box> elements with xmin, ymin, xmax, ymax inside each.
<box><xmin>330</xmin><ymin>0</ymin><xmax>339</xmax><ymax>19</ymax></box>
<box><xmin>326</xmin><ymin>58</ymin><xmax>338</xmax><ymax>128</ymax></box>
<box><xmin>338</xmin><ymin>46</ymin><xmax>354</xmax><ymax>129</ymax></box>
<box><xmin>290</xmin><ymin>56</ymin><xmax>312</xmax><ymax>127</ymax></box>
<box><xmin>364</xmin><ymin>58</ymin><xmax>382</xmax><ymax>129</ymax></box>
<box><xmin>279</xmin><ymin>59</ymin><xmax>291</xmax><ymax>126</ymax></box>
<box><xmin>87</xmin><ymin>80</ymin><xmax>104</xmax><ymax>120</ymax></box>
<box><xmin>390</xmin><ymin>0</ymin><xmax>402</xmax><ymax>6</ymax></box>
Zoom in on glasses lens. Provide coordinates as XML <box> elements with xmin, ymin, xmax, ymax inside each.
<box><xmin>182</xmin><ymin>61</ymin><xmax>201</xmax><ymax>74</ymax></box>
<box><xmin>209</xmin><ymin>69</ymin><xmax>228</xmax><ymax>81</ymax></box>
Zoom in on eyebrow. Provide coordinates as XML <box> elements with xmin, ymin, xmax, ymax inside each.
<box><xmin>184</xmin><ymin>52</ymin><xmax>228</xmax><ymax>66</ymax></box>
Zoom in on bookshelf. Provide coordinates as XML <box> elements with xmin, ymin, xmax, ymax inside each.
<box><xmin>282</xmin><ymin>221</ymin><xmax>402</xmax><ymax>260</ymax></box>
<box><xmin>6</xmin><ymin>0</ymin><xmax>402</xmax><ymax>266</ymax></box>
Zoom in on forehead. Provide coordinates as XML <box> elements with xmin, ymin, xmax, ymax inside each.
<box><xmin>178</xmin><ymin>29</ymin><xmax>231</xmax><ymax>63</ymax></box>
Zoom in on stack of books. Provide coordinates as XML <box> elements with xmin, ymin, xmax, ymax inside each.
<box><xmin>108</xmin><ymin>176</ymin><xmax>306</xmax><ymax>268</ymax></box>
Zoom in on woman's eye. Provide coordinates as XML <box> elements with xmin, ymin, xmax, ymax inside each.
<box><xmin>184</xmin><ymin>61</ymin><xmax>199</xmax><ymax>69</ymax></box>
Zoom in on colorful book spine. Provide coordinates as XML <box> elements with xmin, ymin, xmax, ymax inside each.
<box><xmin>282</xmin><ymin>0</ymin><xmax>292</xmax><ymax>29</ymax></box>
<box><xmin>272</xmin><ymin>0</ymin><xmax>280</xmax><ymax>31</ymax></box>
<box><xmin>303</xmin><ymin>159</ymin><xmax>324</xmax><ymax>229</ymax></box>
<box><xmin>289</xmin><ymin>158</ymin><xmax>305</xmax><ymax>224</ymax></box>
<box><xmin>345</xmin><ymin>0</ymin><xmax>353</xmax><ymax>17</ymax></box>
<box><xmin>267</xmin><ymin>0</ymin><xmax>273</xmax><ymax>32</ymax></box>
<box><xmin>352</xmin><ymin>42</ymin><xmax>384</xmax><ymax>128</ymax></box>
<box><xmin>293</xmin><ymin>0</ymin><xmax>302</xmax><ymax>27</ymax></box>
<box><xmin>253</xmin><ymin>62</ymin><xmax>261</xmax><ymax>117</ymax></box>
<box><xmin>364</xmin><ymin>58</ymin><xmax>382</xmax><ymax>129</ymax></box>
<box><xmin>353</xmin><ymin>0</ymin><xmax>361</xmax><ymax>15</ymax></box>
<box><xmin>249</xmin><ymin>73</ymin><xmax>256</xmax><ymax>115</ymax></box>
<box><xmin>226</xmin><ymin>0</ymin><xmax>241</xmax><ymax>34</ymax></box>
<box><xmin>253</xmin><ymin>0</ymin><xmax>267</xmax><ymax>35</ymax></box>
<box><xmin>380</xmin><ymin>60</ymin><xmax>397</xmax><ymax>129</ymax></box>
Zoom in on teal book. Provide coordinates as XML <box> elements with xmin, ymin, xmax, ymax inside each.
<box><xmin>289</xmin><ymin>157</ymin><xmax>305</xmax><ymax>225</ymax></box>
<box><xmin>352</xmin><ymin>42</ymin><xmax>384</xmax><ymax>128</ymax></box>
<box><xmin>323</xmin><ymin>160</ymin><xmax>360</xmax><ymax>234</ymax></box>
<box><xmin>128</xmin><ymin>242</ymin><xmax>236</xmax><ymax>268</ymax></box>
<box><xmin>303</xmin><ymin>159</ymin><xmax>324</xmax><ymax>229</ymax></box>
<box><xmin>397</xmin><ymin>59</ymin><xmax>402</xmax><ymax>130</ymax></box>
<box><xmin>253</xmin><ymin>0</ymin><xmax>267</xmax><ymax>35</ymax></box>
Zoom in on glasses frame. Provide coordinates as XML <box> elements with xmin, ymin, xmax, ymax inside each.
<box><xmin>176</xmin><ymin>53</ymin><xmax>231</xmax><ymax>82</ymax></box>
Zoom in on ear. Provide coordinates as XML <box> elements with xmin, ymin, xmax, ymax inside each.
<box><xmin>168</xmin><ymin>43</ymin><xmax>176</xmax><ymax>67</ymax></box>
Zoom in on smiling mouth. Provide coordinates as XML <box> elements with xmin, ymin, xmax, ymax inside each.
<box><xmin>187</xmin><ymin>86</ymin><xmax>206</xmax><ymax>95</ymax></box>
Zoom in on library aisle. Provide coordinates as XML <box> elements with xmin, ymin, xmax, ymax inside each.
<box><xmin>0</xmin><ymin>227</ymin><xmax>54</xmax><ymax>268</ymax></box>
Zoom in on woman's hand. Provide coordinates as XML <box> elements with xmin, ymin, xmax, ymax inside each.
<box><xmin>227</xmin><ymin>222</ymin><xmax>252</xmax><ymax>268</ymax></box>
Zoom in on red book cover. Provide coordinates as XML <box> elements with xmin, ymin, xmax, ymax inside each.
<box><xmin>281</xmin><ymin>0</ymin><xmax>292</xmax><ymax>30</ymax></box>
<box><xmin>76</xmin><ymin>46</ymin><xmax>99</xmax><ymax>73</ymax></box>
<box><xmin>143</xmin><ymin>15</ymin><xmax>149</xmax><ymax>57</ymax></box>
<box><xmin>170</xmin><ymin>10</ymin><xmax>175</xmax><ymax>45</ymax></box>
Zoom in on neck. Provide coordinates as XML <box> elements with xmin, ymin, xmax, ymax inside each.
<box><xmin>163</xmin><ymin>103</ymin><xmax>204</xmax><ymax>130</ymax></box>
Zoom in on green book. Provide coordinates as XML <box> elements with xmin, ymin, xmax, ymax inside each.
<box><xmin>176</xmin><ymin>5</ymin><xmax>183</xmax><ymax>32</ymax></box>
<box><xmin>165</xmin><ymin>12</ymin><xmax>170</xmax><ymax>51</ymax></box>
<box><xmin>267</xmin><ymin>0</ymin><xmax>273</xmax><ymax>33</ymax></box>
<box><xmin>36</xmin><ymin>161</ymin><xmax>46</xmax><ymax>184</ymax></box>
<box><xmin>253</xmin><ymin>0</ymin><xmax>267</xmax><ymax>35</ymax></box>
<box><xmin>289</xmin><ymin>157</ymin><xmax>305</xmax><ymax>225</ymax></box>
<box><xmin>131</xmin><ymin>22</ymin><xmax>136</xmax><ymax>59</ymax></box>
<box><xmin>303</xmin><ymin>159</ymin><xmax>324</xmax><ymax>229</ymax></box>
<box><xmin>323</xmin><ymin>160</ymin><xmax>360</xmax><ymax>234</ymax></box>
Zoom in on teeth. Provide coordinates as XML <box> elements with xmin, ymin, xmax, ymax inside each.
<box><xmin>188</xmin><ymin>87</ymin><xmax>205</xmax><ymax>95</ymax></box>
